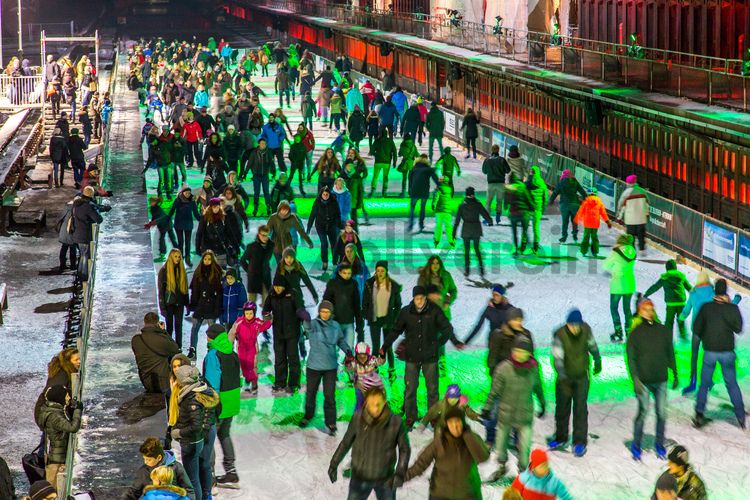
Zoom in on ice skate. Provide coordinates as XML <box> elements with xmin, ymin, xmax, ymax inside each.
<box><xmin>486</xmin><ymin>464</ymin><xmax>507</xmax><ymax>483</ymax></box>
<box><xmin>216</xmin><ymin>472</ymin><xmax>240</xmax><ymax>489</ymax></box>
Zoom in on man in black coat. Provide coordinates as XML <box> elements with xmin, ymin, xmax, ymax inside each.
<box><xmin>323</xmin><ymin>263</ymin><xmax>364</xmax><ymax>350</ymax></box>
<box><xmin>693</xmin><ymin>278</ymin><xmax>745</xmax><ymax>429</ymax></box>
<box><xmin>131</xmin><ymin>312</ymin><xmax>181</xmax><ymax>394</ymax></box>
<box><xmin>383</xmin><ymin>286</ymin><xmax>463</xmax><ymax>427</ymax></box>
<box><xmin>240</xmin><ymin>225</ymin><xmax>274</xmax><ymax>303</ymax></box>
<box><xmin>307</xmin><ymin>186</ymin><xmax>342</xmax><ymax>271</ymax></box>
<box><xmin>67</xmin><ymin>128</ymin><xmax>88</xmax><ymax>188</ymax></box>
<box><xmin>49</xmin><ymin>127</ymin><xmax>69</xmax><ymax>187</ymax></box>
<box><xmin>72</xmin><ymin>187</ymin><xmax>104</xmax><ymax>281</ymax></box>
<box><xmin>329</xmin><ymin>387</ymin><xmax>411</xmax><ymax>497</ymax></box>
<box><xmin>407</xmin><ymin>154</ymin><xmax>440</xmax><ymax>233</ymax></box>
<box><xmin>243</xmin><ymin>139</ymin><xmax>275</xmax><ymax>216</ymax></box>
<box><xmin>626</xmin><ymin>299</ymin><xmax>677</xmax><ymax>460</ymax></box>
<box><xmin>453</xmin><ymin>186</ymin><xmax>492</xmax><ymax>277</ymax></box>
<box><xmin>548</xmin><ymin>169</ymin><xmax>587</xmax><ymax>243</ymax></box>
<box><xmin>482</xmin><ymin>144</ymin><xmax>510</xmax><ymax>224</ymax></box>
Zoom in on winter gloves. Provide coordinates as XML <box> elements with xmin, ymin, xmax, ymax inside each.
<box><xmin>593</xmin><ymin>358</ymin><xmax>602</xmax><ymax>375</ymax></box>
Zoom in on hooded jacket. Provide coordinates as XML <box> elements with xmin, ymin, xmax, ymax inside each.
<box><xmin>527</xmin><ymin>166</ymin><xmax>548</xmax><ymax>213</ymax></box>
<box><xmin>405</xmin><ymin>425</ymin><xmax>489</xmax><ymax>499</ymax></box>
<box><xmin>644</xmin><ymin>269</ymin><xmax>693</xmax><ymax>306</ymax></box>
<box><xmin>453</xmin><ymin>196</ymin><xmax>492</xmax><ymax>239</ymax></box>
<box><xmin>220</xmin><ymin>280</ymin><xmax>247</xmax><ymax>325</ymax></box>
<box><xmin>504</xmin><ymin>181</ymin><xmax>534</xmax><ymax>217</ymax></box>
<box><xmin>549</xmin><ymin>175</ymin><xmax>586</xmax><ymax>206</ymax></box>
<box><xmin>38</xmin><ymin>401</ymin><xmax>82</xmax><ymax>464</ymax></box>
<box><xmin>304</xmin><ymin>317</ymin><xmax>350</xmax><ymax>371</ymax></box>
<box><xmin>331</xmin><ymin>405</ymin><xmax>410</xmax><ymax>483</ymax></box>
<box><xmin>408</xmin><ymin>158</ymin><xmax>440</xmax><ymax>199</ymax></box>
<box><xmin>169</xmin><ymin>188</ymin><xmax>201</xmax><ymax>231</ymax></box>
<box><xmin>141</xmin><ymin>484</ymin><xmax>189</xmax><ymax>500</ymax></box>
<box><xmin>574</xmin><ymin>194</ymin><xmax>609</xmax><ymax>229</ymax></box>
<box><xmin>260</xmin><ymin>121</ymin><xmax>286</xmax><ymax>149</ymax></box>
<box><xmin>507</xmin><ymin>156</ymin><xmax>528</xmax><ymax>181</ymax></box>
<box><xmin>602</xmin><ymin>244</ymin><xmax>637</xmax><ymax>294</ymax></box>
<box><xmin>132</xmin><ymin>324</ymin><xmax>181</xmax><ymax>393</ymax></box>
<box><xmin>617</xmin><ymin>183</ymin><xmax>650</xmax><ymax>225</ymax></box>
<box><xmin>174</xmin><ymin>382</ymin><xmax>219</xmax><ymax>443</ymax></box>
<box><xmin>484</xmin><ymin>357</ymin><xmax>545</xmax><ymax>427</ymax></box>
<box><xmin>487</xmin><ymin>324</ymin><xmax>534</xmax><ymax>376</ymax></box>
<box><xmin>332</xmin><ymin>185</ymin><xmax>352</xmax><ymax>224</ymax></box>
<box><xmin>425</xmin><ymin>106</ymin><xmax>445</xmax><ymax>136</ymax></box>
<box><xmin>122</xmin><ymin>450</ymin><xmax>195</xmax><ymax>500</ymax></box>
<box><xmin>203</xmin><ymin>331</ymin><xmax>241</xmax><ymax>419</ymax></box>
<box><xmin>239</xmin><ymin>236</ymin><xmax>275</xmax><ymax>293</ymax></box>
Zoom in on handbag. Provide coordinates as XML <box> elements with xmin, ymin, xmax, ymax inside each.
<box><xmin>22</xmin><ymin>433</ymin><xmax>46</xmax><ymax>485</ymax></box>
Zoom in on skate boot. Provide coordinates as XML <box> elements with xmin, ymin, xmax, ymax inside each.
<box><xmin>573</xmin><ymin>444</ymin><xmax>587</xmax><ymax>457</ymax></box>
<box><xmin>487</xmin><ymin>463</ymin><xmax>507</xmax><ymax>483</ymax></box>
<box><xmin>326</xmin><ymin>424</ymin><xmax>338</xmax><ymax>436</ymax></box>
<box><xmin>495</xmin><ymin>214</ymin><xmax>501</xmax><ymax>225</ymax></box>
<box><xmin>630</xmin><ymin>443</ymin><xmax>642</xmax><ymax>461</ymax></box>
<box><xmin>216</xmin><ymin>472</ymin><xmax>239</xmax><ymax>488</ymax></box>
<box><xmin>692</xmin><ymin>412</ymin><xmax>711</xmax><ymax>428</ymax></box>
<box><xmin>532</xmin><ymin>243</ymin><xmax>540</xmax><ymax>254</ymax></box>
<box><xmin>546</xmin><ymin>438</ymin><xmax>567</xmax><ymax>451</ymax></box>
<box><xmin>519</xmin><ymin>243</ymin><xmax>527</xmax><ymax>254</ymax></box>
<box><xmin>558</xmin><ymin>236</ymin><xmax>567</xmax><ymax>243</ymax></box>
<box><xmin>655</xmin><ymin>444</ymin><xmax>667</xmax><ymax>460</ymax></box>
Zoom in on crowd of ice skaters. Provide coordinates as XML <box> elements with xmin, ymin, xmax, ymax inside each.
<box><xmin>16</xmin><ymin>36</ymin><xmax>747</xmax><ymax>500</ymax></box>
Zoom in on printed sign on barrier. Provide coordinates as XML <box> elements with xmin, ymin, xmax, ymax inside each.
<box><xmin>702</xmin><ymin>219</ymin><xmax>737</xmax><ymax>270</ymax></box>
<box><xmin>576</xmin><ymin>165</ymin><xmax>594</xmax><ymax>192</ymax></box>
<box><xmin>596</xmin><ymin>176</ymin><xmax>617</xmax><ymax>212</ymax></box>
<box><xmin>492</xmin><ymin>130</ymin><xmax>505</xmax><ymax>152</ymax></box>
<box><xmin>738</xmin><ymin>233</ymin><xmax>750</xmax><ymax>279</ymax></box>
<box><xmin>445</xmin><ymin>113</ymin><xmax>456</xmax><ymax>136</ymax></box>
<box><xmin>647</xmin><ymin>196</ymin><xmax>674</xmax><ymax>244</ymax></box>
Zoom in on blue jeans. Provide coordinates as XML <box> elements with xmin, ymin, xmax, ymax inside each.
<box><xmin>347</xmin><ymin>478</ymin><xmax>395</xmax><ymax>500</ymax></box>
<box><xmin>610</xmin><ymin>293</ymin><xmax>633</xmax><ymax>335</ymax></box>
<box><xmin>190</xmin><ymin>318</ymin><xmax>216</xmax><ymax>351</ymax></box>
<box><xmin>71</xmin><ymin>160</ymin><xmax>85</xmax><ymax>184</ymax></box>
<box><xmin>696</xmin><ymin>351</ymin><xmax>746</xmax><ymax>424</ymax></box>
<box><xmin>253</xmin><ymin>175</ymin><xmax>271</xmax><ymax>212</ymax></box>
<box><xmin>200</xmin><ymin>425</ymin><xmax>216</xmax><ymax>500</ymax></box>
<box><xmin>180</xmin><ymin>439</ymin><xmax>205</xmax><ymax>500</ymax></box>
<box><xmin>408</xmin><ymin>197</ymin><xmax>428</xmax><ymax>231</ymax></box>
<box><xmin>52</xmin><ymin>161</ymin><xmax>63</xmax><ymax>184</ymax></box>
<box><xmin>633</xmin><ymin>382</ymin><xmax>666</xmax><ymax>449</ymax></box>
<box><xmin>340</xmin><ymin>323</ymin><xmax>355</xmax><ymax>351</ymax></box>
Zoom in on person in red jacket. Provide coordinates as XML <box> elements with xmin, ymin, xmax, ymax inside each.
<box><xmin>181</xmin><ymin>111</ymin><xmax>203</xmax><ymax>169</ymax></box>
<box><xmin>295</xmin><ymin>122</ymin><xmax>315</xmax><ymax>179</ymax></box>
<box><xmin>573</xmin><ymin>188</ymin><xmax>611</xmax><ymax>257</ymax></box>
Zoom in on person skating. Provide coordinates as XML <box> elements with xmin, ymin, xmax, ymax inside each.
<box><xmin>202</xmin><ymin>324</ymin><xmax>241</xmax><ymax>488</ymax></box>
<box><xmin>181</xmin><ymin>111</ymin><xmax>203</xmax><ymax>168</ymax></box>
<box><xmin>603</xmin><ymin>233</ymin><xmax>637</xmax><ymax>342</ymax></box>
<box><xmin>405</xmin><ymin>406</ymin><xmax>490</xmax><ymax>498</ymax></box>
<box><xmin>332</xmin><ymin>130</ymin><xmax>356</xmax><ymax>165</ymax></box>
<box><xmin>262</xmin><ymin>275</ymin><xmax>309</xmax><ymax>393</ymax></box>
<box><xmin>187</xmin><ymin>251</ymin><xmax>223</xmax><ymax>359</ymax></box>
<box><xmin>573</xmin><ymin>188</ymin><xmax>611</xmax><ymax>257</ymax></box>
<box><xmin>132</xmin><ymin>312</ymin><xmax>181</xmax><ymax>394</ymax></box>
<box><xmin>504</xmin><ymin>174</ymin><xmax>534</xmax><ymax>256</ymax></box>
<box><xmin>328</xmin><ymin>387</ymin><xmax>410</xmax><ymax>498</ymax></box>
<box><xmin>453</xmin><ymin>186</ymin><xmax>493</xmax><ymax>277</ymax></box>
<box><xmin>194</xmin><ymin>177</ymin><xmax>215</xmax><ymax>213</ymax></box>
<box><xmin>332</xmin><ymin>177</ymin><xmax>352</xmax><ymax>225</ymax></box>
<box><xmin>323</xmin><ymin>262</ymin><xmax>364</xmax><ymax>350</ymax></box>
<box><xmin>307</xmin><ymin>186</ymin><xmax>342</xmax><ymax>271</ymax></box>
<box><xmin>526</xmin><ymin>166</ymin><xmax>548</xmax><ymax>254</ymax></box>
<box><xmin>432</xmin><ymin>177</ymin><xmax>455</xmax><ymax>248</ymax></box>
<box><xmin>643</xmin><ymin>259</ymin><xmax>692</xmax><ymax>340</ymax></box>
<box><xmin>464</xmin><ymin>284</ymin><xmax>513</xmax><ymax>345</ymax></box>
<box><xmin>650</xmin><ymin>445</ymin><xmax>707</xmax><ymax>500</ymax></box>
<box><xmin>507</xmin><ymin>145</ymin><xmax>527</xmax><ymax>181</ymax></box>
<box><xmin>244</xmin><ymin>138</ymin><xmax>276</xmax><ymax>216</ymax></box>
<box><xmin>339</xmin><ymin>243</ymin><xmax>370</xmax><ymax>304</ymax></box>
<box><xmin>418</xmin><ymin>384</ymin><xmax>481</xmax><ymax>436</ymax></box>
<box><xmin>332</xmin><ymin>219</ymin><xmax>365</xmax><ymax>265</ymax></box>
<box><xmin>38</xmin><ymin>385</ymin><xmax>82</xmax><ymax>484</ymax></box>
<box><xmin>692</xmin><ymin>278</ymin><xmax>746</xmax><ymax>429</ymax></box>
<box><xmin>460</xmin><ymin>108</ymin><xmax>480</xmax><ymax>159</ymax></box>
<box><xmin>123</xmin><ymin>437</ymin><xmax>194</xmax><ymax>500</ymax></box>
<box><xmin>361</xmin><ymin>261</ymin><xmax>401</xmax><ymax>381</ymax></box>
<box><xmin>369</xmin><ymin>129</ymin><xmax>397</xmax><ymax>197</ymax></box>
<box><xmin>342</xmin><ymin>148</ymin><xmax>369</xmax><ymax>227</ymax></box>
<box><xmin>267</xmin><ymin>200</ymin><xmax>314</xmax><ymax>263</ymax></box>
<box><xmin>239</xmin><ymin>225</ymin><xmax>274</xmax><ymax>304</ymax></box>
<box><xmin>300</xmin><ymin>300</ymin><xmax>352</xmax><ymax>434</ymax></box>
<box><xmin>194</xmin><ymin>198</ymin><xmax>239</xmax><ymax>267</ymax></box>
<box><xmin>626</xmin><ymin>298</ymin><xmax>678</xmax><ymax>460</ymax></box>
<box><xmin>145</xmin><ymin>196</ymin><xmax>178</xmax><ymax>260</ymax></box>
<box><xmin>397</xmin><ymin>133</ymin><xmax>418</xmax><ymax>197</ymax></box>
<box><xmin>269</xmin><ymin>172</ymin><xmax>295</xmax><ymax>215</ymax></box>
<box><xmin>435</xmin><ymin>146</ymin><xmax>461</xmax><ymax>196</ymax></box>
<box><xmin>157</xmin><ymin>250</ymin><xmax>189</xmax><ymax>347</ymax></box>
<box><xmin>168</xmin><ymin>186</ymin><xmax>201</xmax><ymax>267</ymax></box>
<box><xmin>425</xmin><ymin>102</ymin><xmax>445</xmax><ymax>162</ymax></box>
<box><xmin>549</xmin><ymin>169</ymin><xmax>587</xmax><ymax>243</ymax></box>
<box><xmin>547</xmin><ymin>309</ymin><xmax>602</xmax><ymax>457</ymax></box>
<box><xmin>309</xmin><ymin>148</ymin><xmax>341</xmax><ymax>193</ymax></box>
<box><xmin>347</xmin><ymin>105</ymin><xmax>367</xmax><ymax>151</ymax></box>
<box><xmin>227</xmin><ymin>302</ymin><xmax>271</xmax><ymax>395</ymax></box>
<box><xmin>617</xmin><ymin>174</ymin><xmax>650</xmax><ymax>252</ymax></box>
<box><xmin>345</xmin><ymin>342</ymin><xmax>385</xmax><ymax>412</ymax></box>
<box><xmin>220</xmin><ymin>269</ymin><xmax>247</xmax><ymax>327</ymax></box>
<box><xmin>408</xmin><ymin>154</ymin><xmax>440</xmax><ymax>233</ymax></box>
<box><xmin>483</xmin><ymin>335</ymin><xmax>545</xmax><ymax>482</ymax></box>
<box><xmin>287</xmin><ymin>135</ymin><xmax>307</xmax><ymax>196</ymax></box>
<box><xmin>509</xmin><ymin>448</ymin><xmax>573</xmax><ymax>499</ymax></box>
<box><xmin>382</xmin><ymin>286</ymin><xmax>463</xmax><ymax>428</ymax></box>
<box><xmin>483</xmin><ymin>144</ymin><xmax>510</xmax><ymax>224</ymax></box>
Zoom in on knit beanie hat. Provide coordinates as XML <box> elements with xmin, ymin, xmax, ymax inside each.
<box><xmin>206</xmin><ymin>323</ymin><xmax>226</xmax><ymax>339</ymax></box>
<box><xmin>513</xmin><ymin>334</ymin><xmax>533</xmax><ymax>353</ymax></box>
<box><xmin>714</xmin><ymin>278</ymin><xmax>728</xmax><ymax>296</ymax></box>
<box><xmin>445</xmin><ymin>384</ymin><xmax>461</xmax><ymax>399</ymax></box>
<box><xmin>665</xmin><ymin>259</ymin><xmax>677</xmax><ymax>271</ymax></box>
<box><xmin>626</xmin><ymin>174</ymin><xmax>637</xmax><ymax>185</ymax></box>
<box><xmin>566</xmin><ymin>308</ymin><xmax>583</xmax><ymax>324</ymax></box>
<box><xmin>465</xmin><ymin>186</ymin><xmax>475</xmax><ymax>197</ymax></box>
<box><xmin>203</xmin><ymin>175</ymin><xmax>212</xmax><ymax>184</ymax></box>
<box><xmin>668</xmin><ymin>445</ymin><xmax>689</xmax><ymax>467</ymax></box>
<box><xmin>375</xmin><ymin>260</ymin><xmax>388</xmax><ymax>271</ymax></box>
<box><xmin>528</xmin><ymin>448</ymin><xmax>548</xmax><ymax>469</ymax></box>
<box><xmin>508</xmin><ymin>145</ymin><xmax>520</xmax><ymax>158</ymax></box>
<box><xmin>560</xmin><ymin>169</ymin><xmax>572</xmax><ymax>179</ymax></box>
<box><xmin>175</xmin><ymin>365</ymin><xmax>200</xmax><ymax>385</ymax></box>
<box><xmin>208</xmin><ymin>197</ymin><xmax>221</xmax><ymax>206</ymax></box>
<box><xmin>412</xmin><ymin>285</ymin><xmax>427</xmax><ymax>297</ymax></box>
<box><xmin>319</xmin><ymin>300</ymin><xmax>334</xmax><ymax>313</ymax></box>
<box><xmin>225</xmin><ymin>268</ymin><xmax>237</xmax><ymax>278</ymax></box>
<box><xmin>29</xmin><ymin>480</ymin><xmax>57</xmax><ymax>500</ymax></box>
<box><xmin>492</xmin><ymin>284</ymin><xmax>506</xmax><ymax>296</ymax></box>
<box><xmin>45</xmin><ymin>384</ymin><xmax>69</xmax><ymax>406</ymax></box>
<box><xmin>506</xmin><ymin>307</ymin><xmax>524</xmax><ymax>321</ymax></box>
<box><xmin>282</xmin><ymin>246</ymin><xmax>296</xmax><ymax>260</ymax></box>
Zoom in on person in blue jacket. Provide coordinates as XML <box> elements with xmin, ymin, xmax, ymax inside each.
<box><xmin>377</xmin><ymin>96</ymin><xmax>398</xmax><ymax>137</ymax></box>
<box><xmin>299</xmin><ymin>300</ymin><xmax>352</xmax><ymax>435</ymax></box>
<box><xmin>168</xmin><ymin>185</ymin><xmax>201</xmax><ymax>267</ymax></box>
<box><xmin>260</xmin><ymin>114</ymin><xmax>288</xmax><ymax>174</ymax></box>
<box><xmin>678</xmin><ymin>270</ymin><xmax>741</xmax><ymax>394</ymax></box>
<box><xmin>332</xmin><ymin>177</ymin><xmax>352</xmax><ymax>225</ymax></box>
<box><xmin>390</xmin><ymin>88</ymin><xmax>407</xmax><ymax>127</ymax></box>
<box><xmin>220</xmin><ymin>268</ymin><xmax>247</xmax><ymax>328</ymax></box>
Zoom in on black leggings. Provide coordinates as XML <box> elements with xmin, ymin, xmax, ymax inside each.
<box><xmin>164</xmin><ymin>304</ymin><xmax>185</xmax><ymax>349</ymax></box>
<box><xmin>369</xmin><ymin>317</ymin><xmax>395</xmax><ymax>369</ymax></box>
<box><xmin>463</xmin><ymin>237</ymin><xmax>483</xmax><ymax>271</ymax></box>
<box><xmin>466</xmin><ymin>137</ymin><xmax>477</xmax><ymax>156</ymax></box>
<box><xmin>176</xmin><ymin>229</ymin><xmax>192</xmax><ymax>260</ymax></box>
<box><xmin>317</xmin><ymin>226</ymin><xmax>338</xmax><ymax>264</ymax></box>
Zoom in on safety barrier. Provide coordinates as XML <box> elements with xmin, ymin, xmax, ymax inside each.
<box><xmin>0</xmin><ymin>74</ymin><xmax>45</xmax><ymax>108</ymax></box>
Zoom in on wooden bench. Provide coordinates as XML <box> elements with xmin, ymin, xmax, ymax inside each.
<box><xmin>0</xmin><ymin>283</ymin><xmax>8</xmax><ymax>325</ymax></box>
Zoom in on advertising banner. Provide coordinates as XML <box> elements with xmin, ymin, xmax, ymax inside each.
<box><xmin>504</xmin><ymin>136</ymin><xmax>519</xmax><ymax>158</ymax></box>
<box><xmin>576</xmin><ymin>165</ymin><xmax>594</xmax><ymax>192</ymax></box>
<box><xmin>445</xmin><ymin>113</ymin><xmax>456</xmax><ymax>136</ymax></box>
<box><xmin>738</xmin><ymin>233</ymin><xmax>750</xmax><ymax>279</ymax></box>
<box><xmin>492</xmin><ymin>130</ymin><xmax>505</xmax><ymax>152</ymax></box>
<box><xmin>672</xmin><ymin>205</ymin><xmax>703</xmax><ymax>258</ymax></box>
<box><xmin>537</xmin><ymin>151</ymin><xmax>559</xmax><ymax>185</ymax></box>
<box><xmin>595</xmin><ymin>175</ymin><xmax>617</xmax><ymax>212</ymax></box>
<box><xmin>647</xmin><ymin>195</ymin><xmax>674</xmax><ymax>244</ymax></box>
<box><xmin>702</xmin><ymin>219</ymin><xmax>737</xmax><ymax>270</ymax></box>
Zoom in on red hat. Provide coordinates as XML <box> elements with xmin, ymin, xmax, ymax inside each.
<box><xmin>529</xmin><ymin>448</ymin><xmax>548</xmax><ymax>469</ymax></box>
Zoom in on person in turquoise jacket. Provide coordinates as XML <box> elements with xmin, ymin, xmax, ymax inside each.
<box><xmin>300</xmin><ymin>300</ymin><xmax>352</xmax><ymax>435</ymax></box>
<box><xmin>526</xmin><ymin>165</ymin><xmax>548</xmax><ymax>254</ymax></box>
<box><xmin>602</xmin><ymin>233</ymin><xmax>637</xmax><ymax>342</ymax></box>
<box><xmin>202</xmin><ymin>324</ymin><xmax>241</xmax><ymax>485</ymax></box>
<box><xmin>643</xmin><ymin>259</ymin><xmax>692</xmax><ymax>340</ymax></box>
<box><xmin>510</xmin><ymin>448</ymin><xmax>573</xmax><ymax>499</ymax></box>
<box><xmin>193</xmin><ymin>84</ymin><xmax>209</xmax><ymax>109</ymax></box>
<box><xmin>678</xmin><ymin>271</ymin><xmax>741</xmax><ymax>395</ymax></box>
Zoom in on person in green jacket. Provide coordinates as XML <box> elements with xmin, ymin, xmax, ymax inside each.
<box><xmin>602</xmin><ymin>233</ymin><xmax>637</xmax><ymax>342</ymax></box>
<box><xmin>643</xmin><ymin>259</ymin><xmax>692</xmax><ymax>340</ymax></box>
<box><xmin>526</xmin><ymin>165</ymin><xmax>548</xmax><ymax>254</ymax></box>
<box><xmin>432</xmin><ymin>178</ymin><xmax>455</xmax><ymax>248</ymax></box>
<box><xmin>397</xmin><ymin>133</ymin><xmax>418</xmax><ymax>197</ymax></box>
<box><xmin>342</xmin><ymin>149</ymin><xmax>369</xmax><ymax>228</ymax></box>
<box><xmin>287</xmin><ymin>135</ymin><xmax>307</xmax><ymax>196</ymax></box>
<box><xmin>203</xmin><ymin>324</ymin><xmax>241</xmax><ymax>485</ymax></box>
<box><xmin>435</xmin><ymin>147</ymin><xmax>461</xmax><ymax>196</ymax></box>
<box><xmin>369</xmin><ymin>130</ymin><xmax>397</xmax><ymax>197</ymax></box>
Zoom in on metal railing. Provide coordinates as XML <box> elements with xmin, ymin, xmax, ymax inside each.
<box><xmin>0</xmin><ymin>74</ymin><xmax>45</xmax><ymax>108</ymax></box>
<box><xmin>59</xmin><ymin>48</ymin><xmax>119</xmax><ymax>498</ymax></box>
<box><xmin>245</xmin><ymin>0</ymin><xmax>750</xmax><ymax>110</ymax></box>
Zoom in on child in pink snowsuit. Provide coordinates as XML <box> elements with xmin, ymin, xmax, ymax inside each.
<box><xmin>346</xmin><ymin>342</ymin><xmax>384</xmax><ymax>411</ymax></box>
<box><xmin>229</xmin><ymin>301</ymin><xmax>271</xmax><ymax>395</ymax></box>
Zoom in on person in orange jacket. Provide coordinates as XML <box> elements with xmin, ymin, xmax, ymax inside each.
<box><xmin>573</xmin><ymin>188</ymin><xmax>611</xmax><ymax>257</ymax></box>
